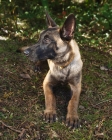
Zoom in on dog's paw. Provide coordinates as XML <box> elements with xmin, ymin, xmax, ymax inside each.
<box><xmin>43</xmin><ymin>110</ymin><xmax>57</xmax><ymax>123</ymax></box>
<box><xmin>66</xmin><ymin>114</ymin><xmax>80</xmax><ymax>129</ymax></box>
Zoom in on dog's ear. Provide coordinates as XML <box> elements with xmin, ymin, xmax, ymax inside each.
<box><xmin>45</xmin><ymin>11</ymin><xmax>57</xmax><ymax>28</ymax></box>
<box><xmin>60</xmin><ymin>14</ymin><xmax>76</xmax><ymax>41</ymax></box>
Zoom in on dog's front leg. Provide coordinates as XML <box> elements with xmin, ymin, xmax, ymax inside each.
<box><xmin>43</xmin><ymin>72</ymin><xmax>57</xmax><ymax>123</ymax></box>
<box><xmin>66</xmin><ymin>82</ymin><xmax>81</xmax><ymax>129</ymax></box>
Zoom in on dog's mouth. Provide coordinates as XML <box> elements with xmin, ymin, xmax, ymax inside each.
<box><xmin>24</xmin><ymin>44</ymin><xmax>57</xmax><ymax>63</ymax></box>
<box><xmin>24</xmin><ymin>48</ymin><xmax>54</xmax><ymax>63</ymax></box>
<box><xmin>24</xmin><ymin>48</ymin><xmax>38</xmax><ymax>63</ymax></box>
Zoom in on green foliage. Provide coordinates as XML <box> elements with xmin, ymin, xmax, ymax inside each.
<box><xmin>0</xmin><ymin>0</ymin><xmax>112</xmax><ymax>52</ymax></box>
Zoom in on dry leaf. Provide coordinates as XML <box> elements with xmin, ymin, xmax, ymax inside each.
<box><xmin>3</xmin><ymin>92</ymin><xmax>13</xmax><ymax>98</ymax></box>
<box><xmin>94</xmin><ymin>132</ymin><xmax>104</xmax><ymax>138</ymax></box>
<box><xmin>0</xmin><ymin>132</ymin><xmax>3</xmax><ymax>136</ymax></box>
<box><xmin>20</xmin><ymin>73</ymin><xmax>31</xmax><ymax>79</ymax></box>
<box><xmin>79</xmin><ymin>105</ymin><xmax>85</xmax><ymax>110</ymax></box>
<box><xmin>100</xmin><ymin>66</ymin><xmax>108</xmax><ymax>71</ymax></box>
<box><xmin>50</xmin><ymin>129</ymin><xmax>59</xmax><ymax>138</ymax></box>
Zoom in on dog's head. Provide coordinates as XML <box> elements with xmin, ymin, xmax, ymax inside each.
<box><xmin>24</xmin><ymin>12</ymin><xmax>76</xmax><ymax>63</ymax></box>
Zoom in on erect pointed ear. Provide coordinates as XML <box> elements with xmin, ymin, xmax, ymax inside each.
<box><xmin>60</xmin><ymin>14</ymin><xmax>76</xmax><ymax>41</ymax></box>
<box><xmin>45</xmin><ymin>11</ymin><xmax>57</xmax><ymax>28</ymax></box>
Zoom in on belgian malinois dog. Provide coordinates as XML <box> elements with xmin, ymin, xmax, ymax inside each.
<box><xmin>23</xmin><ymin>12</ymin><xmax>83</xmax><ymax>129</ymax></box>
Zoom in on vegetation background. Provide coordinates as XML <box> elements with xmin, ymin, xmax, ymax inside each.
<box><xmin>0</xmin><ymin>0</ymin><xmax>112</xmax><ymax>139</ymax></box>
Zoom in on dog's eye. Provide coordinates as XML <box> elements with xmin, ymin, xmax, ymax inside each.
<box><xmin>43</xmin><ymin>35</ymin><xmax>51</xmax><ymax>44</ymax></box>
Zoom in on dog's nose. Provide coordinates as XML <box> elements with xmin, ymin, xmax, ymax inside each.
<box><xmin>24</xmin><ymin>49</ymin><xmax>30</xmax><ymax>56</ymax></box>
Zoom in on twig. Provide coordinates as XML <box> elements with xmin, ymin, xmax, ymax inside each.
<box><xmin>95</xmin><ymin>98</ymin><xmax>112</xmax><ymax>106</ymax></box>
<box><xmin>18</xmin><ymin>128</ymin><xmax>26</xmax><ymax>140</ymax></box>
<box><xmin>0</xmin><ymin>120</ymin><xmax>26</xmax><ymax>139</ymax></box>
<box><xmin>0</xmin><ymin>120</ymin><xmax>21</xmax><ymax>133</ymax></box>
<box><xmin>89</xmin><ymin>99</ymin><xmax>112</xmax><ymax>109</ymax></box>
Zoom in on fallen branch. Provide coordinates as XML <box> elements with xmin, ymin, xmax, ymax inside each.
<box><xmin>95</xmin><ymin>98</ymin><xmax>112</xmax><ymax>107</ymax></box>
<box><xmin>0</xmin><ymin>120</ymin><xmax>21</xmax><ymax>133</ymax></box>
<box><xmin>0</xmin><ymin>120</ymin><xmax>26</xmax><ymax>139</ymax></box>
<box><xmin>89</xmin><ymin>99</ymin><xmax>112</xmax><ymax>109</ymax></box>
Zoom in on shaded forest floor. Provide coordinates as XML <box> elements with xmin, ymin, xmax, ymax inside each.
<box><xmin>0</xmin><ymin>36</ymin><xmax>112</xmax><ymax>140</ymax></box>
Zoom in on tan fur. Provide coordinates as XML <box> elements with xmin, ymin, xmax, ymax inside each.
<box><xmin>22</xmin><ymin>13</ymin><xmax>83</xmax><ymax>128</ymax></box>
<box><xmin>43</xmin><ymin>39</ymin><xmax>83</xmax><ymax>127</ymax></box>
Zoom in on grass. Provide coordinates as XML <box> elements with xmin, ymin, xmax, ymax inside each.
<box><xmin>0</xmin><ymin>3</ymin><xmax>112</xmax><ymax>138</ymax></box>
<box><xmin>0</xmin><ymin>36</ymin><xmax>112</xmax><ymax>140</ymax></box>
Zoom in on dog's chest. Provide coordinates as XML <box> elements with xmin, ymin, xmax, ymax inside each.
<box><xmin>53</xmin><ymin>66</ymin><xmax>70</xmax><ymax>81</ymax></box>
<box><xmin>48</xmin><ymin>59</ymin><xmax>82</xmax><ymax>82</ymax></box>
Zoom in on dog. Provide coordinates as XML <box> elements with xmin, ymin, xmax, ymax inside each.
<box><xmin>23</xmin><ymin>12</ymin><xmax>83</xmax><ymax>129</ymax></box>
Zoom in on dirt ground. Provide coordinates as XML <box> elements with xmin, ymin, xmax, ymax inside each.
<box><xmin>0</xmin><ymin>39</ymin><xmax>112</xmax><ymax>140</ymax></box>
